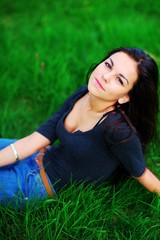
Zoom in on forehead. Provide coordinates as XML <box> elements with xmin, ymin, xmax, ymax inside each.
<box><xmin>108</xmin><ymin>51</ymin><xmax>136</xmax><ymax>66</ymax></box>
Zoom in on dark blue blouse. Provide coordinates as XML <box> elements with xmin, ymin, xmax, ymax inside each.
<box><xmin>37</xmin><ymin>86</ymin><xmax>146</xmax><ymax>190</ymax></box>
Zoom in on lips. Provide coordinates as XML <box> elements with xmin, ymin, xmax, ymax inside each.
<box><xmin>95</xmin><ymin>78</ymin><xmax>105</xmax><ymax>91</ymax></box>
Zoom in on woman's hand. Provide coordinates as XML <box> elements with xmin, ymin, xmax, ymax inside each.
<box><xmin>133</xmin><ymin>168</ymin><xmax>160</xmax><ymax>195</ymax></box>
<box><xmin>0</xmin><ymin>132</ymin><xmax>50</xmax><ymax>167</ymax></box>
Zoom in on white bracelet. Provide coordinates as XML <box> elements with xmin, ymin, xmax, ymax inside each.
<box><xmin>10</xmin><ymin>144</ymin><xmax>19</xmax><ymax>162</ymax></box>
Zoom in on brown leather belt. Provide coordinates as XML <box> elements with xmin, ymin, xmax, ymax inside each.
<box><xmin>36</xmin><ymin>148</ymin><xmax>54</xmax><ymax>198</ymax></box>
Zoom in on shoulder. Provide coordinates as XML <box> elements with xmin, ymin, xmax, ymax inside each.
<box><xmin>103</xmin><ymin>109</ymin><xmax>138</xmax><ymax>145</ymax></box>
<box><xmin>60</xmin><ymin>86</ymin><xmax>88</xmax><ymax>109</ymax></box>
<box><xmin>69</xmin><ymin>86</ymin><xmax>88</xmax><ymax>100</ymax></box>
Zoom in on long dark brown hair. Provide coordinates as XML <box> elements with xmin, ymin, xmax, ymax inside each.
<box><xmin>86</xmin><ymin>47</ymin><xmax>159</xmax><ymax>150</ymax></box>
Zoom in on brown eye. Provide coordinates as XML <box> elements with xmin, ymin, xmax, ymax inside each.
<box><xmin>105</xmin><ymin>62</ymin><xmax>112</xmax><ymax>69</ymax></box>
<box><xmin>117</xmin><ymin>77</ymin><xmax>124</xmax><ymax>86</ymax></box>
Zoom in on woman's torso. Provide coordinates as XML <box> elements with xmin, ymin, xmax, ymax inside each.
<box><xmin>40</xmin><ymin>86</ymin><xmax>145</xmax><ymax>191</ymax></box>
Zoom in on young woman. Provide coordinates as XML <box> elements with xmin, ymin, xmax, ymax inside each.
<box><xmin>0</xmin><ymin>47</ymin><xmax>160</xmax><ymax>205</ymax></box>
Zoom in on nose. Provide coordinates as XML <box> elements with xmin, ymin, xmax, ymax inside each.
<box><xmin>102</xmin><ymin>72</ymin><xmax>113</xmax><ymax>83</ymax></box>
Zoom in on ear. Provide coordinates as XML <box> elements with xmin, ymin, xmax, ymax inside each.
<box><xmin>118</xmin><ymin>94</ymin><xmax>130</xmax><ymax>104</ymax></box>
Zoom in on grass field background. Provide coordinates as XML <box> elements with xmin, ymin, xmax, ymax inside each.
<box><xmin>0</xmin><ymin>0</ymin><xmax>160</xmax><ymax>239</ymax></box>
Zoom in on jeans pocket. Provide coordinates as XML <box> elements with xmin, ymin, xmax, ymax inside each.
<box><xmin>25</xmin><ymin>169</ymin><xmax>48</xmax><ymax>201</ymax></box>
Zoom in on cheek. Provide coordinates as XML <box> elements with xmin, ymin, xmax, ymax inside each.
<box><xmin>107</xmin><ymin>84</ymin><xmax>128</xmax><ymax>97</ymax></box>
<box><xmin>92</xmin><ymin>65</ymin><xmax>103</xmax><ymax>76</ymax></box>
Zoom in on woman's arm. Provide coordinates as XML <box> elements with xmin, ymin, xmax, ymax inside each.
<box><xmin>133</xmin><ymin>168</ymin><xmax>160</xmax><ymax>195</ymax></box>
<box><xmin>0</xmin><ymin>132</ymin><xmax>50</xmax><ymax>167</ymax></box>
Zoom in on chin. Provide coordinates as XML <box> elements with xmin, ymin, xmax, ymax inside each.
<box><xmin>88</xmin><ymin>87</ymin><xmax>101</xmax><ymax>100</ymax></box>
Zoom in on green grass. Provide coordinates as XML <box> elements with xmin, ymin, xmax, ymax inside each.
<box><xmin>0</xmin><ymin>0</ymin><xmax>160</xmax><ymax>239</ymax></box>
<box><xmin>0</xmin><ymin>181</ymin><xmax>160</xmax><ymax>240</ymax></box>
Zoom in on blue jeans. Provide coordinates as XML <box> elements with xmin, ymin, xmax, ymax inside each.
<box><xmin>0</xmin><ymin>139</ymin><xmax>56</xmax><ymax>206</ymax></box>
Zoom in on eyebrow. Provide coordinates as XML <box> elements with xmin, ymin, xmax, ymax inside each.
<box><xmin>109</xmin><ymin>58</ymin><xmax>129</xmax><ymax>85</ymax></box>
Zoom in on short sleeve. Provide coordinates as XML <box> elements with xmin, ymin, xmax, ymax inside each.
<box><xmin>110</xmin><ymin>134</ymin><xmax>146</xmax><ymax>177</ymax></box>
<box><xmin>36</xmin><ymin>86</ymin><xmax>87</xmax><ymax>143</ymax></box>
<box><xmin>104</xmin><ymin>112</ymin><xmax>146</xmax><ymax>177</ymax></box>
<box><xmin>36</xmin><ymin>102</ymin><xmax>69</xmax><ymax>143</ymax></box>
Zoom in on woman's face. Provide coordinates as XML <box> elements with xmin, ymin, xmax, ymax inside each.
<box><xmin>88</xmin><ymin>52</ymin><xmax>138</xmax><ymax>104</ymax></box>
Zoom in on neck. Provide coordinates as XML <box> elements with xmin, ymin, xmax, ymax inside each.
<box><xmin>86</xmin><ymin>93</ymin><xmax>116</xmax><ymax>113</ymax></box>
